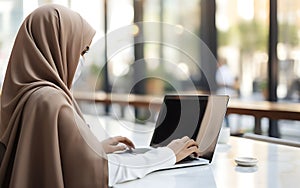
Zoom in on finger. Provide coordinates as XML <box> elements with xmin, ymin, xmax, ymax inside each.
<box><xmin>181</xmin><ymin>136</ymin><xmax>190</xmax><ymax>142</ymax></box>
<box><xmin>120</xmin><ymin>140</ymin><xmax>135</xmax><ymax>149</ymax></box>
<box><xmin>111</xmin><ymin>145</ymin><xmax>127</xmax><ymax>153</ymax></box>
<box><xmin>194</xmin><ymin>150</ymin><xmax>201</xmax><ymax>157</ymax></box>
<box><xmin>186</xmin><ymin>146</ymin><xmax>200</xmax><ymax>156</ymax></box>
<box><xmin>114</xmin><ymin>136</ymin><xmax>135</xmax><ymax>149</ymax></box>
<box><xmin>189</xmin><ymin>147</ymin><xmax>201</xmax><ymax>157</ymax></box>
<box><xmin>185</xmin><ymin>139</ymin><xmax>198</xmax><ymax>148</ymax></box>
<box><xmin>120</xmin><ymin>137</ymin><xmax>135</xmax><ymax>149</ymax></box>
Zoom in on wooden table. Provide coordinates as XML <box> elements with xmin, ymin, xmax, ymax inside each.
<box><xmin>73</xmin><ymin>91</ymin><xmax>162</xmax><ymax>109</ymax></box>
<box><xmin>226</xmin><ymin>100</ymin><xmax>300</xmax><ymax>136</ymax></box>
<box><xmin>74</xmin><ymin>91</ymin><xmax>300</xmax><ymax>137</ymax></box>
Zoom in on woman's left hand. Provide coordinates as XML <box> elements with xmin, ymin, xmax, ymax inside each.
<box><xmin>101</xmin><ymin>136</ymin><xmax>135</xmax><ymax>154</ymax></box>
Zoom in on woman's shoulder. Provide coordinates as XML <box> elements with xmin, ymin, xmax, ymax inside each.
<box><xmin>26</xmin><ymin>86</ymin><xmax>71</xmax><ymax>108</ymax></box>
<box><xmin>31</xmin><ymin>86</ymin><xmax>67</xmax><ymax>98</ymax></box>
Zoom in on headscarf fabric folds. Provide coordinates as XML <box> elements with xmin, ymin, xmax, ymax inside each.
<box><xmin>0</xmin><ymin>4</ymin><xmax>108</xmax><ymax>187</ymax></box>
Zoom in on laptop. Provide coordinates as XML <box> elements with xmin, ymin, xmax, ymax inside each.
<box><xmin>129</xmin><ymin>94</ymin><xmax>229</xmax><ymax>170</ymax></box>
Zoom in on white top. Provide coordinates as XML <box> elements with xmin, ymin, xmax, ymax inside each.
<box><xmin>108</xmin><ymin>147</ymin><xmax>176</xmax><ymax>186</ymax></box>
<box><xmin>215</xmin><ymin>64</ymin><xmax>237</xmax><ymax>96</ymax></box>
<box><xmin>216</xmin><ymin>64</ymin><xmax>235</xmax><ymax>87</ymax></box>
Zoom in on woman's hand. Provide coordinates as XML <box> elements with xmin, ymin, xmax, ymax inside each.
<box><xmin>101</xmin><ymin>136</ymin><xmax>135</xmax><ymax>154</ymax></box>
<box><xmin>167</xmin><ymin>136</ymin><xmax>200</xmax><ymax>163</ymax></box>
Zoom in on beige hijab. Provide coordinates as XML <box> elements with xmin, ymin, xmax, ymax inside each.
<box><xmin>0</xmin><ymin>4</ymin><xmax>108</xmax><ymax>187</ymax></box>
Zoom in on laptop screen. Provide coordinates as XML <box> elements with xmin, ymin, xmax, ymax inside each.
<box><xmin>151</xmin><ymin>95</ymin><xmax>208</xmax><ymax>146</ymax></box>
<box><xmin>150</xmin><ymin>95</ymin><xmax>229</xmax><ymax>162</ymax></box>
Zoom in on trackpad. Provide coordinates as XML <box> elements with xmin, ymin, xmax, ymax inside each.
<box><xmin>128</xmin><ymin>147</ymin><xmax>153</xmax><ymax>154</ymax></box>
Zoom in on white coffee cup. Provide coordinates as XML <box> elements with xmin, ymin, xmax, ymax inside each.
<box><xmin>218</xmin><ymin>127</ymin><xmax>230</xmax><ymax>144</ymax></box>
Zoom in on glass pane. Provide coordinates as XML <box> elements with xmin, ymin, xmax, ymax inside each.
<box><xmin>0</xmin><ymin>0</ymin><xmax>23</xmax><ymax>88</ymax></box>
<box><xmin>103</xmin><ymin>0</ymin><xmax>134</xmax><ymax>94</ymax></box>
<box><xmin>70</xmin><ymin>0</ymin><xmax>105</xmax><ymax>93</ymax></box>
<box><xmin>143</xmin><ymin>0</ymin><xmax>202</xmax><ymax>95</ymax></box>
<box><xmin>0</xmin><ymin>0</ymin><xmax>105</xmax><ymax>92</ymax></box>
<box><xmin>216</xmin><ymin>0</ymin><xmax>269</xmax><ymax>101</ymax></box>
<box><xmin>278</xmin><ymin>0</ymin><xmax>300</xmax><ymax>102</ymax></box>
<box><xmin>216</xmin><ymin>0</ymin><xmax>270</xmax><ymax>134</ymax></box>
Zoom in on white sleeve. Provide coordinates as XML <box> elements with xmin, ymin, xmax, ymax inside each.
<box><xmin>107</xmin><ymin>147</ymin><xmax>176</xmax><ymax>186</ymax></box>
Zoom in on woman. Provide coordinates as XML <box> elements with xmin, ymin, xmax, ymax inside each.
<box><xmin>0</xmin><ymin>4</ymin><xmax>199</xmax><ymax>187</ymax></box>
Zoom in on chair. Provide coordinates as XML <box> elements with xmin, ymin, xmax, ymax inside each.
<box><xmin>243</xmin><ymin>133</ymin><xmax>300</xmax><ymax>148</ymax></box>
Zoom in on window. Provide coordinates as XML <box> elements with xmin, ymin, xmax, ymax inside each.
<box><xmin>216</xmin><ymin>0</ymin><xmax>269</xmax><ymax>100</ymax></box>
<box><xmin>278</xmin><ymin>0</ymin><xmax>300</xmax><ymax>102</ymax></box>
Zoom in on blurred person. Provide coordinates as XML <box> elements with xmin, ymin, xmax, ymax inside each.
<box><xmin>215</xmin><ymin>58</ymin><xmax>239</xmax><ymax>128</ymax></box>
<box><xmin>215</xmin><ymin>58</ymin><xmax>239</xmax><ymax>97</ymax></box>
<box><xmin>0</xmin><ymin>4</ymin><xmax>199</xmax><ymax>187</ymax></box>
<box><xmin>285</xmin><ymin>77</ymin><xmax>300</xmax><ymax>101</ymax></box>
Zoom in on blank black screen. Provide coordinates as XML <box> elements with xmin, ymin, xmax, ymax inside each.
<box><xmin>150</xmin><ymin>95</ymin><xmax>208</xmax><ymax>147</ymax></box>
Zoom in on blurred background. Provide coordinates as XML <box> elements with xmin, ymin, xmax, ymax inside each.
<box><xmin>1</xmin><ymin>0</ymin><xmax>300</xmax><ymax>140</ymax></box>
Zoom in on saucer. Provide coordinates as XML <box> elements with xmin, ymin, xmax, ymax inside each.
<box><xmin>235</xmin><ymin>157</ymin><xmax>258</xmax><ymax>167</ymax></box>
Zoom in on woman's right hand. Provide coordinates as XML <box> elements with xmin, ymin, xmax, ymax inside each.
<box><xmin>167</xmin><ymin>136</ymin><xmax>200</xmax><ymax>163</ymax></box>
<box><xmin>101</xmin><ymin>136</ymin><xmax>135</xmax><ymax>154</ymax></box>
